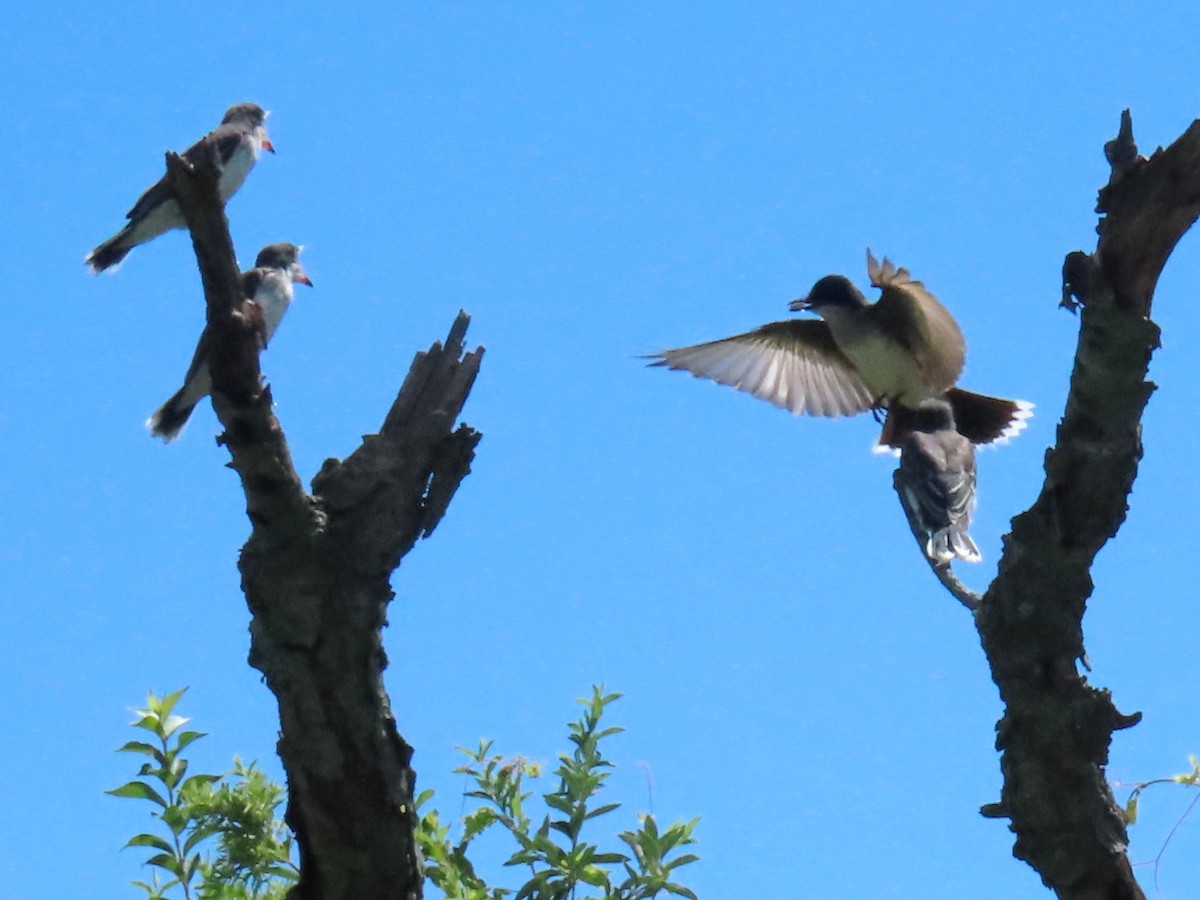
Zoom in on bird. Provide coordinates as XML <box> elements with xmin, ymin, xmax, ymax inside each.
<box><xmin>648</xmin><ymin>251</ymin><xmax>1030</xmax><ymax>451</ymax></box>
<box><xmin>894</xmin><ymin>398</ymin><xmax>981</xmax><ymax>564</ymax></box>
<box><xmin>147</xmin><ymin>243</ymin><xmax>312</xmax><ymax>442</ymax></box>
<box><xmin>86</xmin><ymin>103</ymin><xmax>274</xmax><ymax>273</ymax></box>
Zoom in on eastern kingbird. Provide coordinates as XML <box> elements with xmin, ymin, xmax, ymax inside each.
<box><xmin>894</xmin><ymin>398</ymin><xmax>981</xmax><ymax>564</ymax></box>
<box><xmin>86</xmin><ymin>103</ymin><xmax>274</xmax><ymax>273</ymax></box>
<box><xmin>147</xmin><ymin>243</ymin><xmax>311</xmax><ymax>442</ymax></box>
<box><xmin>648</xmin><ymin>251</ymin><xmax>1030</xmax><ymax>450</ymax></box>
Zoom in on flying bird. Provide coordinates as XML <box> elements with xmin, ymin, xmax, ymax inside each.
<box><xmin>86</xmin><ymin>103</ymin><xmax>274</xmax><ymax>273</ymax></box>
<box><xmin>648</xmin><ymin>251</ymin><xmax>1030</xmax><ymax>450</ymax></box>
<box><xmin>147</xmin><ymin>243</ymin><xmax>312</xmax><ymax>442</ymax></box>
<box><xmin>894</xmin><ymin>398</ymin><xmax>981</xmax><ymax>564</ymax></box>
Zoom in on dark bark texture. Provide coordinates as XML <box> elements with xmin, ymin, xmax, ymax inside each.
<box><xmin>972</xmin><ymin>112</ymin><xmax>1200</xmax><ymax>898</ymax></box>
<box><xmin>165</xmin><ymin>149</ymin><xmax>483</xmax><ymax>899</ymax></box>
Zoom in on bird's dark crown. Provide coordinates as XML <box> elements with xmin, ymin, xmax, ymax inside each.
<box><xmin>222</xmin><ymin>103</ymin><xmax>267</xmax><ymax>126</ymax></box>
<box><xmin>804</xmin><ymin>275</ymin><xmax>868</xmax><ymax>310</ymax></box>
<box><xmin>255</xmin><ymin>242</ymin><xmax>300</xmax><ymax>269</ymax></box>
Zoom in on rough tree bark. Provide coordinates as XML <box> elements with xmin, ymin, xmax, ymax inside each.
<box><xmin>165</xmin><ymin>148</ymin><xmax>483</xmax><ymax>899</ymax></box>
<box><xmin>937</xmin><ymin>112</ymin><xmax>1200</xmax><ymax>898</ymax></box>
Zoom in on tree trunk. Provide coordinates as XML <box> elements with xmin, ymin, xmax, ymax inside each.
<box><xmin>973</xmin><ymin>112</ymin><xmax>1200</xmax><ymax>899</ymax></box>
<box><xmin>166</xmin><ymin>148</ymin><xmax>483</xmax><ymax>898</ymax></box>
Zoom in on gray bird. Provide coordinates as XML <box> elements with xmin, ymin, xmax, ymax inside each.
<box><xmin>87</xmin><ymin>103</ymin><xmax>274</xmax><ymax>273</ymax></box>
<box><xmin>649</xmin><ymin>251</ymin><xmax>1030</xmax><ymax>450</ymax></box>
<box><xmin>147</xmin><ymin>243</ymin><xmax>311</xmax><ymax>442</ymax></box>
<box><xmin>894</xmin><ymin>398</ymin><xmax>981</xmax><ymax>564</ymax></box>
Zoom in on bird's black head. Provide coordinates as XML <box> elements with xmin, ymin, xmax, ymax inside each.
<box><xmin>788</xmin><ymin>275</ymin><xmax>867</xmax><ymax>313</ymax></box>
<box><xmin>222</xmin><ymin>102</ymin><xmax>267</xmax><ymax>127</ymax></box>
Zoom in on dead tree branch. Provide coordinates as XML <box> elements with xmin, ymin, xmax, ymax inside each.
<box><xmin>165</xmin><ymin>150</ymin><xmax>483</xmax><ymax>899</ymax></box>
<box><xmin>974</xmin><ymin>112</ymin><xmax>1200</xmax><ymax>899</ymax></box>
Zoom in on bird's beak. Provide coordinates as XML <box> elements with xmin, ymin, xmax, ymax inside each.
<box><xmin>262</xmin><ymin>135</ymin><xmax>276</xmax><ymax>154</ymax></box>
<box><xmin>294</xmin><ymin>266</ymin><xmax>313</xmax><ymax>287</ymax></box>
<box><xmin>788</xmin><ymin>296</ymin><xmax>812</xmax><ymax>312</ymax></box>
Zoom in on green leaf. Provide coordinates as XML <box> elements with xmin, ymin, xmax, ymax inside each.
<box><xmin>577</xmin><ymin>864</ymin><xmax>609</xmax><ymax>887</ymax></box>
<box><xmin>160</xmin><ymin>804</ymin><xmax>188</xmax><ymax>836</ymax></box>
<box><xmin>583</xmin><ymin>802</ymin><xmax>620</xmax><ymax>821</ymax></box>
<box><xmin>160</xmin><ymin>713</ymin><xmax>191</xmax><ymax>739</ymax></box>
<box><xmin>157</xmin><ymin>687</ymin><xmax>189</xmax><ymax>719</ymax></box>
<box><xmin>174</xmin><ymin>730</ymin><xmax>207</xmax><ymax>753</ymax></box>
<box><xmin>124</xmin><ymin>833</ymin><xmax>175</xmax><ymax>854</ymax></box>
<box><xmin>463</xmin><ymin>807</ymin><xmax>497</xmax><ymax>842</ymax></box>
<box><xmin>117</xmin><ymin>740</ymin><xmax>164</xmax><ymax>761</ymax></box>
<box><xmin>663</xmin><ymin>882</ymin><xmax>699</xmax><ymax>899</ymax></box>
<box><xmin>145</xmin><ymin>852</ymin><xmax>183</xmax><ymax>876</ymax></box>
<box><xmin>181</xmin><ymin>822</ymin><xmax>222</xmax><ymax>855</ymax></box>
<box><xmin>107</xmin><ymin>781</ymin><xmax>167</xmax><ymax>808</ymax></box>
<box><xmin>1124</xmin><ymin>795</ymin><xmax>1139</xmax><ymax>824</ymax></box>
<box><xmin>179</xmin><ymin>772</ymin><xmax>220</xmax><ymax>795</ymax></box>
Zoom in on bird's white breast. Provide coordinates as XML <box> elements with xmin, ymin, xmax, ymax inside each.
<box><xmin>252</xmin><ymin>272</ymin><xmax>293</xmax><ymax>340</ymax></box>
<box><xmin>217</xmin><ymin>127</ymin><xmax>265</xmax><ymax>201</ymax></box>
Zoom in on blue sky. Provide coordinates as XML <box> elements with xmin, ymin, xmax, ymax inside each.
<box><xmin>4</xmin><ymin>3</ymin><xmax>1200</xmax><ymax>897</ymax></box>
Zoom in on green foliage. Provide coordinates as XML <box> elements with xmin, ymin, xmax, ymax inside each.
<box><xmin>113</xmin><ymin>687</ymin><xmax>699</xmax><ymax>899</ymax></box>
<box><xmin>1120</xmin><ymin>754</ymin><xmax>1200</xmax><ymax>825</ymax></box>
<box><xmin>417</xmin><ymin>686</ymin><xmax>700</xmax><ymax>900</ymax></box>
<box><xmin>109</xmin><ymin>689</ymin><xmax>297</xmax><ymax>900</ymax></box>
<box><xmin>1117</xmin><ymin>755</ymin><xmax>1200</xmax><ymax>887</ymax></box>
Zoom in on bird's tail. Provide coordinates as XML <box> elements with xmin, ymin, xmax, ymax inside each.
<box><xmin>85</xmin><ymin>233</ymin><xmax>132</xmax><ymax>274</ymax></box>
<box><xmin>877</xmin><ymin>389</ymin><xmax>1032</xmax><ymax>450</ymax></box>
<box><xmin>927</xmin><ymin>526</ymin><xmax>982</xmax><ymax>564</ymax></box>
<box><xmin>146</xmin><ymin>389</ymin><xmax>197</xmax><ymax>443</ymax></box>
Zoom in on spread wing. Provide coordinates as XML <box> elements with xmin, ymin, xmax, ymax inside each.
<box><xmin>648</xmin><ymin>319</ymin><xmax>879</xmax><ymax>417</ymax></box>
<box><xmin>866</xmin><ymin>251</ymin><xmax>965</xmax><ymax>390</ymax></box>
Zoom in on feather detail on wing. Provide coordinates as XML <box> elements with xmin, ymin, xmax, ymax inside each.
<box><xmin>865</xmin><ymin>250</ymin><xmax>965</xmax><ymax>391</ymax></box>
<box><xmin>648</xmin><ymin>320</ymin><xmax>880</xmax><ymax>417</ymax></box>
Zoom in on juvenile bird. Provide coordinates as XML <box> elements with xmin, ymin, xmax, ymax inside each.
<box><xmin>87</xmin><ymin>103</ymin><xmax>274</xmax><ymax>273</ymax></box>
<box><xmin>894</xmin><ymin>398</ymin><xmax>981</xmax><ymax>564</ymax></box>
<box><xmin>147</xmin><ymin>243</ymin><xmax>311</xmax><ymax>442</ymax></box>
<box><xmin>649</xmin><ymin>251</ymin><xmax>1030</xmax><ymax>450</ymax></box>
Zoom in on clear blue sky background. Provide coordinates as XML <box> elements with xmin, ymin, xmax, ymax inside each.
<box><xmin>3</xmin><ymin>4</ymin><xmax>1199</xmax><ymax>898</ymax></box>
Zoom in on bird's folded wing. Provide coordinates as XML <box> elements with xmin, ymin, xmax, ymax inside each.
<box><xmin>125</xmin><ymin>127</ymin><xmax>231</xmax><ymax>222</ymax></box>
<box><xmin>125</xmin><ymin>177</ymin><xmax>173</xmax><ymax>223</ymax></box>
<box><xmin>649</xmin><ymin>319</ymin><xmax>879</xmax><ymax>417</ymax></box>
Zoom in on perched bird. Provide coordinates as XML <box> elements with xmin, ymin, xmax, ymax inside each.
<box><xmin>648</xmin><ymin>251</ymin><xmax>1030</xmax><ymax>450</ymax></box>
<box><xmin>86</xmin><ymin>103</ymin><xmax>274</xmax><ymax>273</ymax></box>
<box><xmin>894</xmin><ymin>398</ymin><xmax>981</xmax><ymax>564</ymax></box>
<box><xmin>147</xmin><ymin>243</ymin><xmax>312</xmax><ymax>442</ymax></box>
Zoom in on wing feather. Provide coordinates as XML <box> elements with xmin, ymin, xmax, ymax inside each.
<box><xmin>649</xmin><ymin>319</ymin><xmax>879</xmax><ymax>417</ymax></box>
<box><xmin>865</xmin><ymin>250</ymin><xmax>965</xmax><ymax>391</ymax></box>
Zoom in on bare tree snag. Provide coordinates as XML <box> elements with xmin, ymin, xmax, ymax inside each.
<box><xmin>970</xmin><ymin>112</ymin><xmax>1200</xmax><ymax>898</ymax></box>
<box><xmin>165</xmin><ymin>149</ymin><xmax>483</xmax><ymax>899</ymax></box>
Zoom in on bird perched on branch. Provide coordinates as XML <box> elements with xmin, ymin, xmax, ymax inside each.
<box><xmin>894</xmin><ymin>398</ymin><xmax>981</xmax><ymax>564</ymax></box>
<box><xmin>86</xmin><ymin>103</ymin><xmax>274</xmax><ymax>273</ymax></box>
<box><xmin>648</xmin><ymin>251</ymin><xmax>1030</xmax><ymax>451</ymax></box>
<box><xmin>147</xmin><ymin>243</ymin><xmax>311</xmax><ymax>442</ymax></box>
